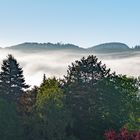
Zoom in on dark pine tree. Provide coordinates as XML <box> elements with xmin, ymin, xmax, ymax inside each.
<box><xmin>0</xmin><ymin>54</ymin><xmax>29</xmax><ymax>101</ymax></box>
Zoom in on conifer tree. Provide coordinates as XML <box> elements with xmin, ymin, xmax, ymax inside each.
<box><xmin>0</xmin><ymin>54</ymin><xmax>29</xmax><ymax>101</ymax></box>
<box><xmin>63</xmin><ymin>55</ymin><xmax>138</xmax><ymax>140</ymax></box>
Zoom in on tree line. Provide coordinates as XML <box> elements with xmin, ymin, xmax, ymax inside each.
<box><xmin>0</xmin><ymin>54</ymin><xmax>139</xmax><ymax>140</ymax></box>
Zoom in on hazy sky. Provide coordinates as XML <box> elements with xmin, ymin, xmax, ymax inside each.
<box><xmin>0</xmin><ymin>0</ymin><xmax>140</xmax><ymax>48</ymax></box>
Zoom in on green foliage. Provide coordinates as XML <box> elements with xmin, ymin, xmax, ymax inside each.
<box><xmin>0</xmin><ymin>54</ymin><xmax>29</xmax><ymax>101</ymax></box>
<box><xmin>64</xmin><ymin>55</ymin><xmax>111</xmax><ymax>86</ymax></box>
<box><xmin>0</xmin><ymin>54</ymin><xmax>139</xmax><ymax>140</ymax></box>
<box><xmin>63</xmin><ymin>55</ymin><xmax>140</xmax><ymax>140</ymax></box>
<box><xmin>125</xmin><ymin>97</ymin><xmax>140</xmax><ymax>131</ymax></box>
<box><xmin>32</xmin><ymin>78</ymin><xmax>74</xmax><ymax>140</ymax></box>
<box><xmin>110</xmin><ymin>75</ymin><xmax>140</xmax><ymax>131</ymax></box>
<box><xmin>0</xmin><ymin>98</ymin><xmax>24</xmax><ymax>140</ymax></box>
<box><xmin>36</xmin><ymin>77</ymin><xmax>63</xmax><ymax>109</ymax></box>
<box><xmin>18</xmin><ymin>86</ymin><xmax>38</xmax><ymax>116</ymax></box>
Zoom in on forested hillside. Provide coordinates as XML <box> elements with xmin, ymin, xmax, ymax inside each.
<box><xmin>0</xmin><ymin>54</ymin><xmax>139</xmax><ymax>140</ymax></box>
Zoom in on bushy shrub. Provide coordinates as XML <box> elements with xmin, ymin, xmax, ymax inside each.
<box><xmin>104</xmin><ymin>128</ymin><xmax>140</xmax><ymax>140</ymax></box>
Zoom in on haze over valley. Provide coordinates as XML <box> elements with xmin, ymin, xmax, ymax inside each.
<box><xmin>1</xmin><ymin>42</ymin><xmax>140</xmax><ymax>86</ymax></box>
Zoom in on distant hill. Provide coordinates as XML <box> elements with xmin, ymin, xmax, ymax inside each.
<box><xmin>4</xmin><ymin>42</ymin><xmax>140</xmax><ymax>53</ymax></box>
<box><xmin>88</xmin><ymin>42</ymin><xmax>130</xmax><ymax>53</ymax></box>
<box><xmin>6</xmin><ymin>42</ymin><xmax>82</xmax><ymax>51</ymax></box>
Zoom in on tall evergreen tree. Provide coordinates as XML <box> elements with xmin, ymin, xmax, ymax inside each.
<box><xmin>62</xmin><ymin>55</ymin><xmax>112</xmax><ymax>140</ymax></box>
<box><xmin>63</xmin><ymin>55</ymin><xmax>139</xmax><ymax>140</ymax></box>
<box><xmin>0</xmin><ymin>54</ymin><xmax>29</xmax><ymax>101</ymax></box>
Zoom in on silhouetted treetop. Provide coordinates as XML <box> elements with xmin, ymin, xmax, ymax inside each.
<box><xmin>0</xmin><ymin>54</ymin><xmax>29</xmax><ymax>101</ymax></box>
<box><xmin>64</xmin><ymin>55</ymin><xmax>112</xmax><ymax>86</ymax></box>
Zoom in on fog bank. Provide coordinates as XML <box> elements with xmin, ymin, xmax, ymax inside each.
<box><xmin>0</xmin><ymin>49</ymin><xmax>139</xmax><ymax>86</ymax></box>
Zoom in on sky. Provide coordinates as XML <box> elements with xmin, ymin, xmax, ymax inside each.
<box><xmin>0</xmin><ymin>0</ymin><xmax>140</xmax><ymax>48</ymax></box>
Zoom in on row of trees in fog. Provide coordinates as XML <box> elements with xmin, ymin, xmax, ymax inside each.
<box><xmin>0</xmin><ymin>54</ymin><xmax>139</xmax><ymax>140</ymax></box>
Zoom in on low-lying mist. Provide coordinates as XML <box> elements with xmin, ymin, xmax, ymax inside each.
<box><xmin>0</xmin><ymin>49</ymin><xmax>140</xmax><ymax>86</ymax></box>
